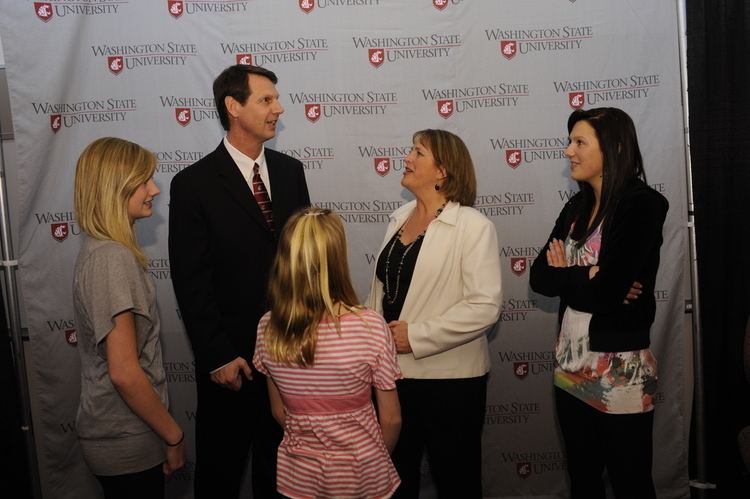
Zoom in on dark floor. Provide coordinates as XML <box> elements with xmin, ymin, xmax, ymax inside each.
<box><xmin>3</xmin><ymin>334</ymin><xmax>32</xmax><ymax>499</ymax></box>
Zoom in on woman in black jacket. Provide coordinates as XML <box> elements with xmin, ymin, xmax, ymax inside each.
<box><xmin>530</xmin><ymin>107</ymin><xmax>668</xmax><ymax>499</ymax></box>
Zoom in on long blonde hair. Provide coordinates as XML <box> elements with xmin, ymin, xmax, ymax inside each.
<box><xmin>266</xmin><ymin>207</ymin><xmax>360</xmax><ymax>367</ymax></box>
<box><xmin>74</xmin><ymin>137</ymin><xmax>156</xmax><ymax>268</ymax></box>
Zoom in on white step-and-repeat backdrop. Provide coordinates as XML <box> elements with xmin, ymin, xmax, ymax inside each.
<box><xmin>0</xmin><ymin>1</ymin><xmax>689</xmax><ymax>497</ymax></box>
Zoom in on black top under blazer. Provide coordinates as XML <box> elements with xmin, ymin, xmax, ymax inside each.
<box><xmin>530</xmin><ymin>178</ymin><xmax>669</xmax><ymax>352</ymax></box>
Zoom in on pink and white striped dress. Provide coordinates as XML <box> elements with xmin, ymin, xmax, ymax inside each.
<box><xmin>253</xmin><ymin>308</ymin><xmax>402</xmax><ymax>499</ymax></box>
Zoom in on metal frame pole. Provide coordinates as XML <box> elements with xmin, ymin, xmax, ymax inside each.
<box><xmin>676</xmin><ymin>0</ymin><xmax>715</xmax><ymax>495</ymax></box>
<box><xmin>0</xmin><ymin>85</ymin><xmax>42</xmax><ymax>499</ymax></box>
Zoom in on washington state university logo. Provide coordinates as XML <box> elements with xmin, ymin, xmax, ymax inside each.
<box><xmin>569</xmin><ymin>91</ymin><xmax>585</xmax><ymax>109</ymax></box>
<box><xmin>236</xmin><ymin>53</ymin><xmax>253</xmax><ymax>65</ymax></box>
<box><xmin>505</xmin><ymin>149</ymin><xmax>522</xmax><ymax>168</ymax></box>
<box><xmin>511</xmin><ymin>257</ymin><xmax>527</xmax><ymax>276</ymax></box>
<box><xmin>65</xmin><ymin>329</ymin><xmax>78</xmax><ymax>345</ymax></box>
<box><xmin>374</xmin><ymin>158</ymin><xmax>390</xmax><ymax>177</ymax></box>
<box><xmin>437</xmin><ymin>99</ymin><xmax>453</xmax><ymax>119</ymax></box>
<box><xmin>168</xmin><ymin>0</ymin><xmax>184</xmax><ymax>18</ymax></box>
<box><xmin>51</xmin><ymin>223</ymin><xmax>69</xmax><ymax>242</ymax></box>
<box><xmin>486</xmin><ymin>26</ymin><xmax>593</xmax><ymax>59</ymax></box>
<box><xmin>108</xmin><ymin>56</ymin><xmax>124</xmax><ymax>75</ymax></box>
<box><xmin>369</xmin><ymin>49</ymin><xmax>385</xmax><ymax>68</ymax></box>
<box><xmin>514</xmin><ymin>362</ymin><xmax>529</xmax><ymax>379</ymax></box>
<box><xmin>34</xmin><ymin>2</ymin><xmax>53</xmax><ymax>21</ymax></box>
<box><xmin>305</xmin><ymin>104</ymin><xmax>321</xmax><ymax>123</ymax></box>
<box><xmin>50</xmin><ymin>114</ymin><xmax>62</xmax><ymax>132</ymax></box>
<box><xmin>501</xmin><ymin>40</ymin><xmax>516</xmax><ymax>59</ymax></box>
<box><xmin>433</xmin><ymin>0</ymin><xmax>448</xmax><ymax>10</ymax></box>
<box><xmin>299</xmin><ymin>0</ymin><xmax>314</xmax><ymax>14</ymax></box>
<box><xmin>517</xmin><ymin>462</ymin><xmax>532</xmax><ymax>479</ymax></box>
<box><xmin>175</xmin><ymin>108</ymin><xmax>191</xmax><ymax>126</ymax></box>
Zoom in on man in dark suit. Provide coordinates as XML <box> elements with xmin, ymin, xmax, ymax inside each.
<box><xmin>168</xmin><ymin>65</ymin><xmax>310</xmax><ymax>499</ymax></box>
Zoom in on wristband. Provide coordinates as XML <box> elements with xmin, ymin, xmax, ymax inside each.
<box><xmin>166</xmin><ymin>432</ymin><xmax>184</xmax><ymax>447</ymax></box>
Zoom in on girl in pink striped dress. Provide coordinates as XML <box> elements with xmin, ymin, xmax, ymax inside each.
<box><xmin>253</xmin><ymin>207</ymin><xmax>402</xmax><ymax>499</ymax></box>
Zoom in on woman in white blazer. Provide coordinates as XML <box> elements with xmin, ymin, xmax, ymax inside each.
<box><xmin>367</xmin><ymin>129</ymin><xmax>502</xmax><ymax>498</ymax></box>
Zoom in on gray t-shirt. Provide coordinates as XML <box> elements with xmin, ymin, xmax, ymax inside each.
<box><xmin>73</xmin><ymin>236</ymin><xmax>167</xmax><ymax>476</ymax></box>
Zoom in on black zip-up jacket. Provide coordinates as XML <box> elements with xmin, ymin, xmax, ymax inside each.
<box><xmin>530</xmin><ymin>179</ymin><xmax>669</xmax><ymax>352</ymax></box>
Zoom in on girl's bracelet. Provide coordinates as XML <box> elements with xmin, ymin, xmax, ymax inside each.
<box><xmin>166</xmin><ymin>432</ymin><xmax>184</xmax><ymax>447</ymax></box>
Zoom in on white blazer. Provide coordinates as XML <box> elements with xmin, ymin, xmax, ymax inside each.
<box><xmin>366</xmin><ymin>200</ymin><xmax>503</xmax><ymax>379</ymax></box>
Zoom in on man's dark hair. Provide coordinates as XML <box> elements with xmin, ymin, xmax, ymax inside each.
<box><xmin>213</xmin><ymin>65</ymin><xmax>278</xmax><ymax>131</ymax></box>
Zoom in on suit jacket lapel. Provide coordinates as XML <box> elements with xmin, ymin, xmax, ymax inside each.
<box><xmin>266</xmin><ymin>149</ymin><xmax>288</xmax><ymax>222</ymax></box>
<box><xmin>214</xmin><ymin>142</ymin><xmax>271</xmax><ymax>232</ymax></box>
<box><xmin>267</xmin><ymin>149</ymin><xmax>304</xmax><ymax>230</ymax></box>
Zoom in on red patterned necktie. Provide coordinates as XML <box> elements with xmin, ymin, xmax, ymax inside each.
<box><xmin>252</xmin><ymin>163</ymin><xmax>274</xmax><ymax>230</ymax></box>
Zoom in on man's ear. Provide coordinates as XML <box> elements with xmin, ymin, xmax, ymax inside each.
<box><xmin>225</xmin><ymin>95</ymin><xmax>239</xmax><ymax>119</ymax></box>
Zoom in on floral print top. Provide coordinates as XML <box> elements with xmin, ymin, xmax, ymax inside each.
<box><xmin>553</xmin><ymin>223</ymin><xmax>658</xmax><ymax>414</ymax></box>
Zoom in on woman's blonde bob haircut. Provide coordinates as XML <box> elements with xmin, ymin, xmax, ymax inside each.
<box><xmin>265</xmin><ymin>207</ymin><xmax>361</xmax><ymax>367</ymax></box>
<box><xmin>413</xmin><ymin>129</ymin><xmax>477</xmax><ymax>206</ymax></box>
<box><xmin>74</xmin><ymin>137</ymin><xmax>156</xmax><ymax>268</ymax></box>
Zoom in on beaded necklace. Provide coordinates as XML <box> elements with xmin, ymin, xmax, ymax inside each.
<box><xmin>383</xmin><ymin>201</ymin><xmax>447</xmax><ymax>305</ymax></box>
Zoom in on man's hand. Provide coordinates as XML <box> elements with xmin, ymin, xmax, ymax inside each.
<box><xmin>210</xmin><ymin>357</ymin><xmax>252</xmax><ymax>391</ymax></box>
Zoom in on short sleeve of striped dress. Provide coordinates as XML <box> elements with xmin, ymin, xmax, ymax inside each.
<box><xmin>365</xmin><ymin>310</ymin><xmax>403</xmax><ymax>390</ymax></box>
<box><xmin>252</xmin><ymin>312</ymin><xmax>271</xmax><ymax>376</ymax></box>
